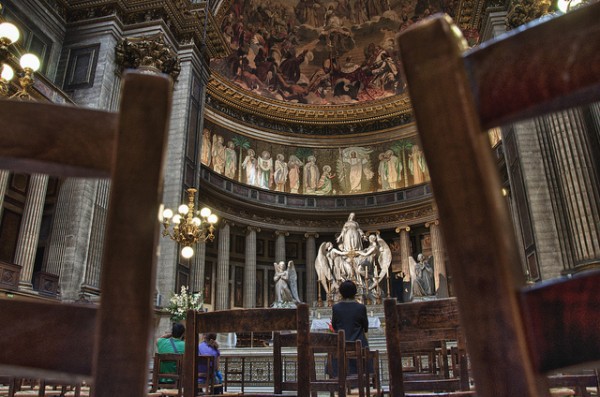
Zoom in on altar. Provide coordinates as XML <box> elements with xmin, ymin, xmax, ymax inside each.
<box><xmin>310</xmin><ymin>316</ymin><xmax>381</xmax><ymax>331</ymax></box>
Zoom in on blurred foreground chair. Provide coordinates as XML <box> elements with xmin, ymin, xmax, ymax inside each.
<box><xmin>384</xmin><ymin>298</ymin><xmax>472</xmax><ymax>396</ymax></box>
<box><xmin>274</xmin><ymin>330</ymin><xmax>346</xmax><ymax>397</ymax></box>
<box><xmin>0</xmin><ymin>71</ymin><xmax>172</xmax><ymax>396</ymax></box>
<box><xmin>396</xmin><ymin>4</ymin><xmax>600</xmax><ymax>397</ymax></box>
<box><xmin>183</xmin><ymin>304</ymin><xmax>311</xmax><ymax>397</ymax></box>
<box><xmin>151</xmin><ymin>353</ymin><xmax>184</xmax><ymax>396</ymax></box>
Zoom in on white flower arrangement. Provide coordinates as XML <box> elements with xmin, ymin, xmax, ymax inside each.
<box><xmin>166</xmin><ymin>285</ymin><xmax>203</xmax><ymax>322</ymax></box>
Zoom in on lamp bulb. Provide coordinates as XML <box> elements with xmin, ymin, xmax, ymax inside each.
<box><xmin>0</xmin><ymin>22</ymin><xmax>20</xmax><ymax>44</ymax></box>
<box><xmin>1</xmin><ymin>64</ymin><xmax>14</xmax><ymax>81</ymax></box>
<box><xmin>172</xmin><ymin>214</ymin><xmax>181</xmax><ymax>224</ymax></box>
<box><xmin>181</xmin><ymin>246</ymin><xmax>194</xmax><ymax>258</ymax></box>
<box><xmin>20</xmin><ymin>53</ymin><xmax>41</xmax><ymax>72</ymax></box>
<box><xmin>162</xmin><ymin>208</ymin><xmax>174</xmax><ymax>220</ymax></box>
<box><xmin>178</xmin><ymin>204</ymin><xmax>189</xmax><ymax>215</ymax></box>
<box><xmin>207</xmin><ymin>214</ymin><xmax>218</xmax><ymax>224</ymax></box>
<box><xmin>192</xmin><ymin>217</ymin><xmax>201</xmax><ymax>226</ymax></box>
<box><xmin>200</xmin><ymin>207</ymin><xmax>212</xmax><ymax>218</ymax></box>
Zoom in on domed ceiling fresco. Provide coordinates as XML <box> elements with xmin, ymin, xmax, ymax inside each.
<box><xmin>213</xmin><ymin>0</ymin><xmax>462</xmax><ymax>105</ymax></box>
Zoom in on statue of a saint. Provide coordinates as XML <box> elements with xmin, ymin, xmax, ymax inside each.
<box><xmin>336</xmin><ymin>212</ymin><xmax>366</xmax><ymax>252</ymax></box>
<box><xmin>273</xmin><ymin>260</ymin><xmax>301</xmax><ymax>307</ymax></box>
<box><xmin>408</xmin><ymin>253</ymin><xmax>435</xmax><ymax>298</ymax></box>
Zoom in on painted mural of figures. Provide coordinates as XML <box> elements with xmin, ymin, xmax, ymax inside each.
<box><xmin>378</xmin><ymin>152</ymin><xmax>390</xmax><ymax>191</ymax></box>
<box><xmin>242</xmin><ymin>148</ymin><xmax>257</xmax><ymax>186</ymax></box>
<box><xmin>315</xmin><ymin>165</ymin><xmax>335</xmax><ymax>195</ymax></box>
<box><xmin>386</xmin><ymin>149</ymin><xmax>402</xmax><ymax>189</ymax></box>
<box><xmin>408</xmin><ymin>253</ymin><xmax>435</xmax><ymax>298</ymax></box>
<box><xmin>349</xmin><ymin>0</ymin><xmax>368</xmax><ymax>24</ymax></box>
<box><xmin>337</xmin><ymin>147</ymin><xmax>374</xmax><ymax>194</ymax></box>
<box><xmin>303</xmin><ymin>155</ymin><xmax>320</xmax><ymax>194</ymax></box>
<box><xmin>409</xmin><ymin>144</ymin><xmax>429</xmax><ymax>184</ymax></box>
<box><xmin>224</xmin><ymin>141</ymin><xmax>237</xmax><ymax>179</ymax></box>
<box><xmin>287</xmin><ymin>155</ymin><xmax>304</xmax><ymax>194</ymax></box>
<box><xmin>201</xmin><ymin>128</ymin><xmax>212</xmax><ymax>166</ymax></box>
<box><xmin>211</xmin><ymin>135</ymin><xmax>226</xmax><ymax>175</ymax></box>
<box><xmin>273</xmin><ymin>153</ymin><xmax>288</xmax><ymax>192</ymax></box>
<box><xmin>336</xmin><ymin>212</ymin><xmax>366</xmax><ymax>252</ymax></box>
<box><xmin>257</xmin><ymin>150</ymin><xmax>273</xmax><ymax>189</ymax></box>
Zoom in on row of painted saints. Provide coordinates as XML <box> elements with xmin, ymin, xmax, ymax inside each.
<box><xmin>272</xmin><ymin>212</ymin><xmax>436</xmax><ymax>306</ymax></box>
<box><xmin>201</xmin><ymin>129</ymin><xmax>430</xmax><ymax>195</ymax></box>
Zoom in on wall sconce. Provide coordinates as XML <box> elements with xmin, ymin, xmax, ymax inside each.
<box><xmin>160</xmin><ymin>188</ymin><xmax>218</xmax><ymax>259</ymax></box>
<box><xmin>0</xmin><ymin>16</ymin><xmax>41</xmax><ymax>99</ymax></box>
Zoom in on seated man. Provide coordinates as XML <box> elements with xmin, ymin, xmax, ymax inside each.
<box><xmin>156</xmin><ymin>323</ymin><xmax>185</xmax><ymax>382</ymax></box>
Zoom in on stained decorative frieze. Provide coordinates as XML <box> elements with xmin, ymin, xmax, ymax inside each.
<box><xmin>115</xmin><ymin>33</ymin><xmax>181</xmax><ymax>80</ymax></box>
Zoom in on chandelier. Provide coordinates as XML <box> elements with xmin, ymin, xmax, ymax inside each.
<box><xmin>160</xmin><ymin>188</ymin><xmax>218</xmax><ymax>258</ymax></box>
<box><xmin>0</xmin><ymin>5</ymin><xmax>41</xmax><ymax>99</ymax></box>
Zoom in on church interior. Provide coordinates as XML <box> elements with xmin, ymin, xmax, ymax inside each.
<box><xmin>0</xmin><ymin>0</ymin><xmax>598</xmax><ymax>396</ymax></box>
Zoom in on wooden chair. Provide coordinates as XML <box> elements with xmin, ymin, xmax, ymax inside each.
<box><xmin>183</xmin><ymin>304</ymin><xmax>311</xmax><ymax>397</ymax></box>
<box><xmin>395</xmin><ymin>4</ymin><xmax>600</xmax><ymax>397</ymax></box>
<box><xmin>0</xmin><ymin>71</ymin><xmax>172</xmax><ymax>397</ymax></box>
<box><xmin>151</xmin><ymin>353</ymin><xmax>184</xmax><ymax>396</ymax></box>
<box><xmin>364</xmin><ymin>348</ymin><xmax>382</xmax><ymax>397</ymax></box>
<box><xmin>345</xmin><ymin>340</ymin><xmax>366</xmax><ymax>397</ymax></box>
<box><xmin>273</xmin><ymin>330</ymin><xmax>347</xmax><ymax>397</ymax></box>
<box><xmin>384</xmin><ymin>298</ymin><xmax>472</xmax><ymax>396</ymax></box>
<box><xmin>196</xmin><ymin>355</ymin><xmax>222</xmax><ymax>396</ymax></box>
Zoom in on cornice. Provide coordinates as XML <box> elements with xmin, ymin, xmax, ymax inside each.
<box><xmin>65</xmin><ymin>0</ymin><xmax>229</xmax><ymax>59</ymax></box>
<box><xmin>207</xmin><ymin>73</ymin><xmax>414</xmax><ymax>132</ymax></box>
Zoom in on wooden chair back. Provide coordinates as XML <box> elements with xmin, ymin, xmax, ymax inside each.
<box><xmin>0</xmin><ymin>71</ymin><xmax>172</xmax><ymax>397</ymax></box>
<box><xmin>384</xmin><ymin>298</ymin><xmax>471</xmax><ymax>396</ymax></box>
<box><xmin>396</xmin><ymin>4</ymin><xmax>600</xmax><ymax>397</ymax></box>
<box><xmin>273</xmin><ymin>330</ymin><xmax>347</xmax><ymax>397</ymax></box>
<box><xmin>183</xmin><ymin>304</ymin><xmax>311</xmax><ymax>397</ymax></box>
<box><xmin>196</xmin><ymin>355</ymin><xmax>221</xmax><ymax>396</ymax></box>
<box><xmin>151</xmin><ymin>353</ymin><xmax>184</xmax><ymax>396</ymax></box>
<box><xmin>345</xmin><ymin>340</ymin><xmax>366</xmax><ymax>397</ymax></box>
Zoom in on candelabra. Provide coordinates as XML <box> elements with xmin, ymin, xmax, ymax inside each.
<box><xmin>160</xmin><ymin>188</ymin><xmax>218</xmax><ymax>258</ymax></box>
<box><xmin>0</xmin><ymin>5</ymin><xmax>41</xmax><ymax>99</ymax></box>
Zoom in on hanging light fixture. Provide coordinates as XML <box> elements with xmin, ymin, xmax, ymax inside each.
<box><xmin>0</xmin><ymin>6</ymin><xmax>41</xmax><ymax>99</ymax></box>
<box><xmin>160</xmin><ymin>188</ymin><xmax>218</xmax><ymax>258</ymax></box>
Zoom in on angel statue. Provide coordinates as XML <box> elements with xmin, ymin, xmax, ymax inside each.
<box><xmin>315</xmin><ymin>242</ymin><xmax>333</xmax><ymax>294</ymax></box>
<box><xmin>408</xmin><ymin>253</ymin><xmax>435</xmax><ymax>299</ymax></box>
<box><xmin>272</xmin><ymin>260</ymin><xmax>302</xmax><ymax>307</ymax></box>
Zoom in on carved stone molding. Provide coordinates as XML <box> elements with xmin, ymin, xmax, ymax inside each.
<box><xmin>115</xmin><ymin>33</ymin><xmax>181</xmax><ymax>80</ymax></box>
<box><xmin>506</xmin><ymin>0</ymin><xmax>551</xmax><ymax>29</ymax></box>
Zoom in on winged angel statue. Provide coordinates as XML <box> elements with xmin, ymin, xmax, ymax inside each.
<box><xmin>408</xmin><ymin>253</ymin><xmax>435</xmax><ymax>299</ymax></box>
<box><xmin>272</xmin><ymin>260</ymin><xmax>302</xmax><ymax>307</ymax></box>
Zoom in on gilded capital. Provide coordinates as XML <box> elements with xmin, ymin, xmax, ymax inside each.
<box><xmin>506</xmin><ymin>0</ymin><xmax>551</xmax><ymax>29</ymax></box>
<box><xmin>395</xmin><ymin>225</ymin><xmax>411</xmax><ymax>233</ymax></box>
<box><xmin>304</xmin><ymin>232</ymin><xmax>319</xmax><ymax>239</ymax></box>
<box><xmin>115</xmin><ymin>33</ymin><xmax>181</xmax><ymax>80</ymax></box>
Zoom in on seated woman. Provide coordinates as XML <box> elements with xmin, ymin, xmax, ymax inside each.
<box><xmin>198</xmin><ymin>333</ymin><xmax>223</xmax><ymax>394</ymax></box>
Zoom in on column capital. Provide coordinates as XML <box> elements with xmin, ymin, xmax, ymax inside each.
<box><xmin>425</xmin><ymin>220</ymin><xmax>440</xmax><ymax>228</ymax></box>
<box><xmin>246</xmin><ymin>225</ymin><xmax>261</xmax><ymax>234</ymax></box>
<box><xmin>395</xmin><ymin>225</ymin><xmax>411</xmax><ymax>233</ymax></box>
<box><xmin>304</xmin><ymin>232</ymin><xmax>319</xmax><ymax>239</ymax></box>
<box><xmin>274</xmin><ymin>230</ymin><xmax>289</xmax><ymax>237</ymax></box>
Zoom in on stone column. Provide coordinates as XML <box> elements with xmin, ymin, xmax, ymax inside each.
<box><xmin>304</xmin><ymin>232</ymin><xmax>319</xmax><ymax>305</ymax></box>
<box><xmin>274</xmin><ymin>230</ymin><xmax>288</xmax><ymax>263</ymax></box>
<box><xmin>191</xmin><ymin>241</ymin><xmax>206</xmax><ymax>294</ymax></box>
<box><xmin>81</xmin><ymin>180</ymin><xmax>109</xmax><ymax>295</ymax></box>
<box><xmin>244</xmin><ymin>226</ymin><xmax>260</xmax><ymax>308</ymax></box>
<box><xmin>395</xmin><ymin>226</ymin><xmax>411</xmax><ymax>301</ymax></box>
<box><xmin>545</xmin><ymin>109</ymin><xmax>600</xmax><ymax>270</ymax></box>
<box><xmin>15</xmin><ymin>174</ymin><xmax>49</xmax><ymax>289</ymax></box>
<box><xmin>426</xmin><ymin>220</ymin><xmax>448</xmax><ymax>297</ymax></box>
<box><xmin>0</xmin><ymin>170</ymin><xmax>9</xmax><ymax>223</ymax></box>
<box><xmin>215</xmin><ymin>222</ymin><xmax>230</xmax><ymax>310</ymax></box>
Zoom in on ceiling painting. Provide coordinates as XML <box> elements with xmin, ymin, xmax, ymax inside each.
<box><xmin>213</xmin><ymin>0</ymin><xmax>460</xmax><ymax>105</ymax></box>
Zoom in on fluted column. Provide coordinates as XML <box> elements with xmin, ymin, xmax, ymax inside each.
<box><xmin>216</xmin><ymin>222</ymin><xmax>231</xmax><ymax>310</ymax></box>
<box><xmin>81</xmin><ymin>180</ymin><xmax>109</xmax><ymax>293</ymax></box>
<box><xmin>191</xmin><ymin>241</ymin><xmax>206</xmax><ymax>294</ymax></box>
<box><xmin>244</xmin><ymin>226</ymin><xmax>260</xmax><ymax>308</ymax></box>
<box><xmin>395</xmin><ymin>226</ymin><xmax>411</xmax><ymax>278</ymax></box>
<box><xmin>274</xmin><ymin>230</ymin><xmax>288</xmax><ymax>263</ymax></box>
<box><xmin>0</xmin><ymin>170</ymin><xmax>9</xmax><ymax>223</ymax></box>
<box><xmin>426</xmin><ymin>220</ymin><xmax>448</xmax><ymax>297</ymax></box>
<box><xmin>304</xmin><ymin>232</ymin><xmax>319</xmax><ymax>305</ymax></box>
<box><xmin>546</xmin><ymin>109</ymin><xmax>600</xmax><ymax>270</ymax></box>
<box><xmin>15</xmin><ymin>174</ymin><xmax>49</xmax><ymax>289</ymax></box>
